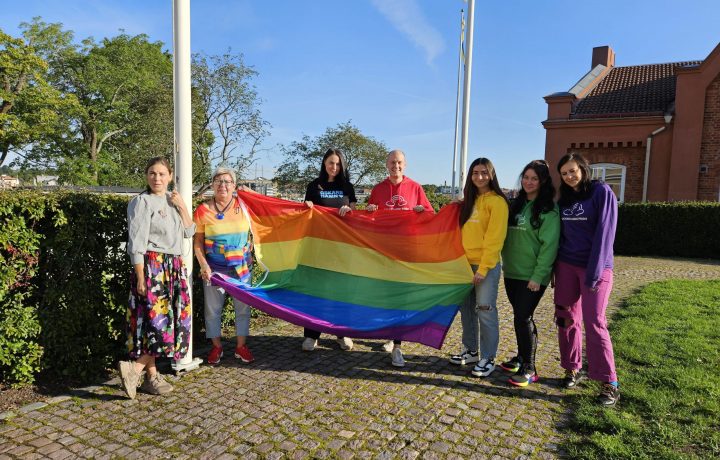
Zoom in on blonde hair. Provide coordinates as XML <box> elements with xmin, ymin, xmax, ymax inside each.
<box><xmin>212</xmin><ymin>166</ymin><xmax>237</xmax><ymax>184</ymax></box>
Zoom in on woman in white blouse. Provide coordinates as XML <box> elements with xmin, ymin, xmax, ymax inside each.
<box><xmin>118</xmin><ymin>157</ymin><xmax>195</xmax><ymax>400</ymax></box>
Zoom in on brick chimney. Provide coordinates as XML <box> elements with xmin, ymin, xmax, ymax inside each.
<box><xmin>591</xmin><ymin>46</ymin><xmax>615</xmax><ymax>69</ymax></box>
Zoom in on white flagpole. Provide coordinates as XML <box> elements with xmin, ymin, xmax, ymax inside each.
<box><xmin>458</xmin><ymin>0</ymin><xmax>476</xmax><ymax>191</ymax></box>
<box><xmin>172</xmin><ymin>0</ymin><xmax>202</xmax><ymax>373</ymax></box>
<box><xmin>451</xmin><ymin>9</ymin><xmax>465</xmax><ymax>198</ymax></box>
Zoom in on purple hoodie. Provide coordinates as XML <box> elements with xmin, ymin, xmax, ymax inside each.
<box><xmin>557</xmin><ymin>181</ymin><xmax>617</xmax><ymax>288</ymax></box>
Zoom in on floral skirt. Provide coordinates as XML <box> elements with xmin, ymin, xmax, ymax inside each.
<box><xmin>127</xmin><ymin>252</ymin><xmax>191</xmax><ymax>359</ymax></box>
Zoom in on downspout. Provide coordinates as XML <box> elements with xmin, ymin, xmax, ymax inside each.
<box><xmin>642</xmin><ymin>115</ymin><xmax>672</xmax><ymax>202</ymax></box>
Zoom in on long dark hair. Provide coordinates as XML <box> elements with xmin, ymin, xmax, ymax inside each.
<box><xmin>143</xmin><ymin>156</ymin><xmax>173</xmax><ymax>194</ymax></box>
<box><xmin>509</xmin><ymin>160</ymin><xmax>555</xmax><ymax>229</ymax></box>
<box><xmin>557</xmin><ymin>152</ymin><xmax>592</xmax><ymax>206</ymax></box>
<box><xmin>459</xmin><ymin>157</ymin><xmax>509</xmax><ymax>226</ymax></box>
<box><xmin>318</xmin><ymin>148</ymin><xmax>349</xmax><ymax>186</ymax></box>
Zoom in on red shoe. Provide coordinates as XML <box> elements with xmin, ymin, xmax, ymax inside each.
<box><xmin>234</xmin><ymin>344</ymin><xmax>254</xmax><ymax>363</ymax></box>
<box><xmin>207</xmin><ymin>345</ymin><xmax>223</xmax><ymax>365</ymax></box>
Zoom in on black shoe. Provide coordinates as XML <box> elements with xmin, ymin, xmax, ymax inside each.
<box><xmin>562</xmin><ymin>369</ymin><xmax>585</xmax><ymax>388</ymax></box>
<box><xmin>598</xmin><ymin>383</ymin><xmax>620</xmax><ymax>406</ymax></box>
<box><xmin>508</xmin><ymin>364</ymin><xmax>538</xmax><ymax>387</ymax></box>
<box><xmin>499</xmin><ymin>356</ymin><xmax>521</xmax><ymax>373</ymax></box>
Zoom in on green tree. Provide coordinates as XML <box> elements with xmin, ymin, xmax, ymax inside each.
<box><xmin>192</xmin><ymin>51</ymin><xmax>268</xmax><ymax>183</ymax></box>
<box><xmin>422</xmin><ymin>184</ymin><xmax>451</xmax><ymax>212</ymax></box>
<box><xmin>15</xmin><ymin>19</ymin><xmax>207</xmax><ymax>186</ymax></box>
<box><xmin>14</xmin><ymin>19</ymin><xmax>176</xmax><ymax>185</ymax></box>
<box><xmin>0</xmin><ymin>27</ymin><xmax>76</xmax><ymax>168</ymax></box>
<box><xmin>8</xmin><ymin>18</ymin><xmax>265</xmax><ymax>187</ymax></box>
<box><xmin>274</xmin><ymin>121</ymin><xmax>387</xmax><ymax>195</ymax></box>
<box><xmin>71</xmin><ymin>33</ymin><xmax>175</xmax><ymax>184</ymax></box>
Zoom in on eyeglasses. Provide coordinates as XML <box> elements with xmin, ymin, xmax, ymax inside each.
<box><xmin>213</xmin><ymin>179</ymin><xmax>234</xmax><ymax>186</ymax></box>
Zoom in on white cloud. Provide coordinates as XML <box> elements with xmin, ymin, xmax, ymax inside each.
<box><xmin>371</xmin><ymin>0</ymin><xmax>445</xmax><ymax>64</ymax></box>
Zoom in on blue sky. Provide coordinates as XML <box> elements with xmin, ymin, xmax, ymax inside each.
<box><xmin>4</xmin><ymin>0</ymin><xmax>720</xmax><ymax>187</ymax></box>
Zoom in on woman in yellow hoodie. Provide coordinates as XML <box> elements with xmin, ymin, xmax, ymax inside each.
<box><xmin>449</xmin><ymin>158</ymin><xmax>509</xmax><ymax>377</ymax></box>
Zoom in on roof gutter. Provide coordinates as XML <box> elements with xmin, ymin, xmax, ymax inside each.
<box><xmin>642</xmin><ymin>114</ymin><xmax>673</xmax><ymax>202</ymax></box>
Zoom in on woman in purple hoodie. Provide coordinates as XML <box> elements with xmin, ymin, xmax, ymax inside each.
<box><xmin>554</xmin><ymin>153</ymin><xmax>620</xmax><ymax>406</ymax></box>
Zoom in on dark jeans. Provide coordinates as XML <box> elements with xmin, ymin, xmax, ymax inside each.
<box><xmin>304</xmin><ymin>328</ymin><xmax>344</xmax><ymax>340</ymax></box>
<box><xmin>504</xmin><ymin>278</ymin><xmax>547</xmax><ymax>370</ymax></box>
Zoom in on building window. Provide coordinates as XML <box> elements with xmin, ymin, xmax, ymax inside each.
<box><xmin>590</xmin><ymin>163</ymin><xmax>626</xmax><ymax>202</ymax></box>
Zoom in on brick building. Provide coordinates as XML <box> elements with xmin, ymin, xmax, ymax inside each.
<box><xmin>543</xmin><ymin>43</ymin><xmax>720</xmax><ymax>202</ymax></box>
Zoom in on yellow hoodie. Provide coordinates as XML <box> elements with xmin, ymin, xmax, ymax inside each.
<box><xmin>461</xmin><ymin>191</ymin><xmax>509</xmax><ymax>276</ymax></box>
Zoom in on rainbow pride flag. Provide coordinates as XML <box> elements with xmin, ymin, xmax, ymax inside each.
<box><xmin>211</xmin><ymin>191</ymin><xmax>473</xmax><ymax>349</ymax></box>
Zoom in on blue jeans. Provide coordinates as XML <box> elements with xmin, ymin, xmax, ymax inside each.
<box><xmin>460</xmin><ymin>263</ymin><xmax>501</xmax><ymax>359</ymax></box>
<box><xmin>203</xmin><ymin>269</ymin><xmax>251</xmax><ymax>339</ymax></box>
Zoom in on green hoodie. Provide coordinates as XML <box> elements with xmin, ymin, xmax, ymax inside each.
<box><xmin>501</xmin><ymin>200</ymin><xmax>560</xmax><ymax>286</ymax></box>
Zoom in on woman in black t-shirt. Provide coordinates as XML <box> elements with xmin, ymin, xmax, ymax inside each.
<box><xmin>301</xmin><ymin>148</ymin><xmax>357</xmax><ymax>352</ymax></box>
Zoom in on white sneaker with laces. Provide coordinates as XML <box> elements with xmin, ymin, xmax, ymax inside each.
<box><xmin>336</xmin><ymin>337</ymin><xmax>353</xmax><ymax>351</ymax></box>
<box><xmin>471</xmin><ymin>358</ymin><xmax>496</xmax><ymax>377</ymax></box>
<box><xmin>449</xmin><ymin>348</ymin><xmax>480</xmax><ymax>365</ymax></box>
<box><xmin>382</xmin><ymin>340</ymin><xmax>395</xmax><ymax>353</ymax></box>
<box><xmin>391</xmin><ymin>347</ymin><xmax>405</xmax><ymax>367</ymax></box>
<box><xmin>302</xmin><ymin>337</ymin><xmax>317</xmax><ymax>351</ymax></box>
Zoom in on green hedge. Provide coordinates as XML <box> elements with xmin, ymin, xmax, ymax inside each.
<box><xmin>615</xmin><ymin>202</ymin><xmax>720</xmax><ymax>259</ymax></box>
<box><xmin>0</xmin><ymin>191</ymin><xmax>200</xmax><ymax>386</ymax></box>
<box><xmin>0</xmin><ymin>190</ymin><xmax>129</xmax><ymax>386</ymax></box>
<box><xmin>1</xmin><ymin>192</ymin><xmax>718</xmax><ymax>386</ymax></box>
<box><xmin>0</xmin><ymin>189</ymin><xmax>261</xmax><ymax>387</ymax></box>
<box><xmin>0</xmin><ymin>191</ymin><xmax>51</xmax><ymax>386</ymax></box>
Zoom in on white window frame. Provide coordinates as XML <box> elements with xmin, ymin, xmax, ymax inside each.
<box><xmin>590</xmin><ymin>163</ymin><xmax>626</xmax><ymax>202</ymax></box>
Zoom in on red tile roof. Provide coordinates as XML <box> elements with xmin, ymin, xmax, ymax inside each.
<box><xmin>571</xmin><ymin>61</ymin><xmax>702</xmax><ymax>119</ymax></box>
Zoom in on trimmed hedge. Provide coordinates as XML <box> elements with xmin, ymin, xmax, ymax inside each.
<box><xmin>1</xmin><ymin>191</ymin><xmax>718</xmax><ymax>386</ymax></box>
<box><xmin>0</xmin><ymin>190</ymin><xmax>129</xmax><ymax>386</ymax></box>
<box><xmin>0</xmin><ymin>190</ymin><xmax>211</xmax><ymax>387</ymax></box>
<box><xmin>615</xmin><ymin>202</ymin><xmax>720</xmax><ymax>259</ymax></box>
<box><xmin>0</xmin><ymin>189</ymin><xmax>260</xmax><ymax>387</ymax></box>
<box><xmin>0</xmin><ymin>191</ymin><xmax>52</xmax><ymax>386</ymax></box>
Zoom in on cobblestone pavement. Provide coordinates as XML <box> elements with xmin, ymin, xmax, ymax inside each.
<box><xmin>1</xmin><ymin>256</ymin><xmax>719</xmax><ymax>459</ymax></box>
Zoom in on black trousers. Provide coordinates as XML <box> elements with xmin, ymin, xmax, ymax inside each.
<box><xmin>504</xmin><ymin>278</ymin><xmax>547</xmax><ymax>370</ymax></box>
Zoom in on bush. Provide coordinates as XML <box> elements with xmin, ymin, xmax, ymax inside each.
<box><xmin>0</xmin><ymin>189</ymin><xmax>256</xmax><ymax>387</ymax></box>
<box><xmin>0</xmin><ymin>191</ymin><xmax>60</xmax><ymax>386</ymax></box>
<box><xmin>616</xmin><ymin>202</ymin><xmax>720</xmax><ymax>259</ymax></box>
<box><xmin>32</xmin><ymin>192</ymin><xmax>129</xmax><ymax>381</ymax></box>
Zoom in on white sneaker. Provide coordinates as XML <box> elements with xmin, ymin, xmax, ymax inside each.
<box><xmin>391</xmin><ymin>348</ymin><xmax>405</xmax><ymax>367</ymax></box>
<box><xmin>449</xmin><ymin>348</ymin><xmax>480</xmax><ymax>365</ymax></box>
<box><xmin>302</xmin><ymin>337</ymin><xmax>317</xmax><ymax>351</ymax></box>
<box><xmin>336</xmin><ymin>337</ymin><xmax>353</xmax><ymax>351</ymax></box>
<box><xmin>471</xmin><ymin>358</ymin><xmax>496</xmax><ymax>377</ymax></box>
<box><xmin>382</xmin><ymin>340</ymin><xmax>395</xmax><ymax>353</ymax></box>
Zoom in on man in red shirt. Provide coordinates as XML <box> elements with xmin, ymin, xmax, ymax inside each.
<box><xmin>367</xmin><ymin>149</ymin><xmax>434</xmax><ymax>367</ymax></box>
<box><xmin>367</xmin><ymin>150</ymin><xmax>433</xmax><ymax>213</ymax></box>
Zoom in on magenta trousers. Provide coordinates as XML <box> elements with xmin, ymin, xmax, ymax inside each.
<box><xmin>553</xmin><ymin>260</ymin><xmax>617</xmax><ymax>382</ymax></box>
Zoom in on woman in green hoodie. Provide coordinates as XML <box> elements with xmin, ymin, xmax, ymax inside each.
<box><xmin>499</xmin><ymin>160</ymin><xmax>560</xmax><ymax>386</ymax></box>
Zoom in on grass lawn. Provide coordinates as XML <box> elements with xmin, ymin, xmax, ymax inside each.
<box><xmin>562</xmin><ymin>279</ymin><xmax>720</xmax><ymax>459</ymax></box>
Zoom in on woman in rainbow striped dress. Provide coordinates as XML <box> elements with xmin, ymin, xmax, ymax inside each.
<box><xmin>194</xmin><ymin>167</ymin><xmax>256</xmax><ymax>365</ymax></box>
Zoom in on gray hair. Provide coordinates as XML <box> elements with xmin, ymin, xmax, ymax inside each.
<box><xmin>387</xmin><ymin>149</ymin><xmax>406</xmax><ymax>161</ymax></box>
<box><xmin>211</xmin><ymin>166</ymin><xmax>237</xmax><ymax>184</ymax></box>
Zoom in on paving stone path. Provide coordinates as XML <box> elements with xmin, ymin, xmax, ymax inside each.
<box><xmin>1</xmin><ymin>256</ymin><xmax>719</xmax><ymax>459</ymax></box>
